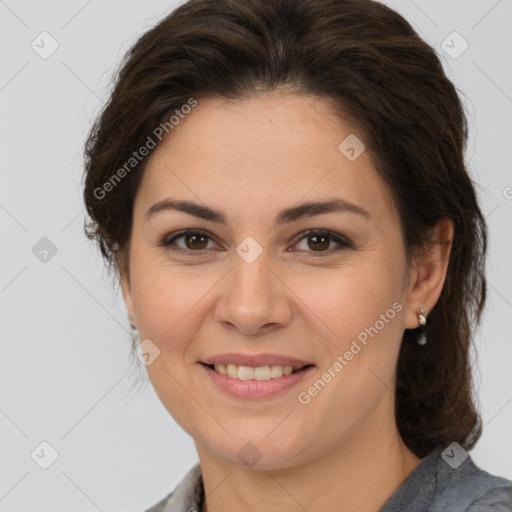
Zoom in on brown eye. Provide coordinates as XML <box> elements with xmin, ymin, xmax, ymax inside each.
<box><xmin>292</xmin><ymin>229</ymin><xmax>352</xmax><ymax>256</ymax></box>
<box><xmin>160</xmin><ymin>229</ymin><xmax>215</xmax><ymax>254</ymax></box>
<box><xmin>159</xmin><ymin>228</ymin><xmax>352</xmax><ymax>257</ymax></box>
<box><xmin>183</xmin><ymin>233</ymin><xmax>209</xmax><ymax>250</ymax></box>
<box><xmin>306</xmin><ymin>234</ymin><xmax>331</xmax><ymax>252</ymax></box>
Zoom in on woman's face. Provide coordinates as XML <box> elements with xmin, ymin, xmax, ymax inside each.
<box><xmin>122</xmin><ymin>92</ymin><xmax>421</xmax><ymax>469</ymax></box>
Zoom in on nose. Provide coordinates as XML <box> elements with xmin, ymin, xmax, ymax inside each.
<box><xmin>214</xmin><ymin>248</ymin><xmax>293</xmax><ymax>336</ymax></box>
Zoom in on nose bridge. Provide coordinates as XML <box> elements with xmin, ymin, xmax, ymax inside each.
<box><xmin>216</xmin><ymin>237</ymin><xmax>291</xmax><ymax>333</ymax></box>
<box><xmin>232</xmin><ymin>241</ymin><xmax>274</xmax><ymax>310</ymax></box>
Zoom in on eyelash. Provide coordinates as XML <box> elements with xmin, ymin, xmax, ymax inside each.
<box><xmin>158</xmin><ymin>228</ymin><xmax>353</xmax><ymax>257</ymax></box>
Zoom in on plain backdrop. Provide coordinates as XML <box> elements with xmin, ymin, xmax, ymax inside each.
<box><xmin>1</xmin><ymin>0</ymin><xmax>511</xmax><ymax>510</ymax></box>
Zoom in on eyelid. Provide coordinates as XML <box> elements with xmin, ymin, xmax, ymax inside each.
<box><xmin>159</xmin><ymin>228</ymin><xmax>352</xmax><ymax>256</ymax></box>
<box><xmin>160</xmin><ymin>228</ymin><xmax>219</xmax><ymax>254</ymax></box>
<box><xmin>290</xmin><ymin>228</ymin><xmax>353</xmax><ymax>254</ymax></box>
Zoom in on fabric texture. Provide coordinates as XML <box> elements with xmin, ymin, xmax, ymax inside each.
<box><xmin>143</xmin><ymin>449</ymin><xmax>512</xmax><ymax>512</ymax></box>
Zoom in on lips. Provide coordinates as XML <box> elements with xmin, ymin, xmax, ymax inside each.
<box><xmin>200</xmin><ymin>359</ymin><xmax>315</xmax><ymax>399</ymax></box>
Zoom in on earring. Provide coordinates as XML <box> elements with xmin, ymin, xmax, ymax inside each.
<box><xmin>417</xmin><ymin>308</ymin><xmax>427</xmax><ymax>345</ymax></box>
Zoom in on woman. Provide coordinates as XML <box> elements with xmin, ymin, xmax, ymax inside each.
<box><xmin>82</xmin><ymin>0</ymin><xmax>512</xmax><ymax>510</ymax></box>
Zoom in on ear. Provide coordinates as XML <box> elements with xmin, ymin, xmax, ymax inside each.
<box><xmin>120</xmin><ymin>265</ymin><xmax>137</xmax><ymax>330</ymax></box>
<box><xmin>404</xmin><ymin>217</ymin><xmax>453</xmax><ymax>329</ymax></box>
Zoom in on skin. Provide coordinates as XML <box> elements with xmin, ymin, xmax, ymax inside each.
<box><xmin>121</xmin><ymin>92</ymin><xmax>453</xmax><ymax>512</ymax></box>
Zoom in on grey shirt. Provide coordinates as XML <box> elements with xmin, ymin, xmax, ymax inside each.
<box><xmin>143</xmin><ymin>448</ymin><xmax>512</xmax><ymax>511</ymax></box>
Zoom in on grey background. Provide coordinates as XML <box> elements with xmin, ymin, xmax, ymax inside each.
<box><xmin>1</xmin><ymin>0</ymin><xmax>511</xmax><ymax>510</ymax></box>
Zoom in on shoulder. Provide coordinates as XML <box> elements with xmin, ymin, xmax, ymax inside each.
<box><xmin>429</xmin><ymin>448</ymin><xmax>512</xmax><ymax>512</ymax></box>
<box><xmin>142</xmin><ymin>464</ymin><xmax>203</xmax><ymax>512</ymax></box>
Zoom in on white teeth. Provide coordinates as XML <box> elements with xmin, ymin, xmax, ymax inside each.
<box><xmin>227</xmin><ymin>364</ymin><xmax>238</xmax><ymax>378</ymax></box>
<box><xmin>238</xmin><ymin>365</ymin><xmax>254</xmax><ymax>381</ymax></box>
<box><xmin>254</xmin><ymin>366</ymin><xmax>271</xmax><ymax>380</ymax></box>
<box><xmin>212</xmin><ymin>363</ymin><xmax>298</xmax><ymax>380</ymax></box>
<box><xmin>270</xmin><ymin>365</ymin><xmax>283</xmax><ymax>378</ymax></box>
<box><xmin>282</xmin><ymin>365</ymin><xmax>293</xmax><ymax>376</ymax></box>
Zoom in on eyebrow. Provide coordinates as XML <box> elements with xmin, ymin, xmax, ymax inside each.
<box><xmin>145</xmin><ymin>197</ymin><xmax>371</xmax><ymax>225</ymax></box>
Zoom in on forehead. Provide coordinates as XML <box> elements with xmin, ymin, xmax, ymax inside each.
<box><xmin>135</xmin><ymin>93</ymin><xmax>398</xmax><ymax>227</ymax></box>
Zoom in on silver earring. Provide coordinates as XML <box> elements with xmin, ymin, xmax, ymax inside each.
<box><xmin>417</xmin><ymin>308</ymin><xmax>427</xmax><ymax>345</ymax></box>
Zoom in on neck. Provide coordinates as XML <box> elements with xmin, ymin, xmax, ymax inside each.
<box><xmin>196</xmin><ymin>416</ymin><xmax>421</xmax><ymax>512</ymax></box>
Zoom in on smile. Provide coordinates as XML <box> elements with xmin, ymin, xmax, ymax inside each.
<box><xmin>199</xmin><ymin>362</ymin><xmax>315</xmax><ymax>400</ymax></box>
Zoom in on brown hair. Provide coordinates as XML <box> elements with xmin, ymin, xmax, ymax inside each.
<box><xmin>83</xmin><ymin>0</ymin><xmax>486</xmax><ymax>458</ymax></box>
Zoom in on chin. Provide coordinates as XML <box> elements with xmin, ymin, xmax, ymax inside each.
<box><xmin>197</xmin><ymin>422</ymin><xmax>314</xmax><ymax>470</ymax></box>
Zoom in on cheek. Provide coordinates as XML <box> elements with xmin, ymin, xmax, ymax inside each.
<box><xmin>293</xmin><ymin>259</ymin><xmax>404</xmax><ymax>343</ymax></box>
<box><xmin>129</xmin><ymin>258</ymin><xmax>229</xmax><ymax>381</ymax></box>
<box><xmin>294</xmin><ymin>269</ymin><xmax>405</xmax><ymax>434</ymax></box>
<box><xmin>129</xmin><ymin>240</ymin><xmax>192</xmax><ymax>327</ymax></box>
<box><xmin>132</xmin><ymin>268</ymin><xmax>199</xmax><ymax>345</ymax></box>
<box><xmin>295</xmin><ymin>256</ymin><xmax>406</xmax><ymax>401</ymax></box>
<box><xmin>128</xmin><ymin>264</ymin><xmax>213</xmax><ymax>431</ymax></box>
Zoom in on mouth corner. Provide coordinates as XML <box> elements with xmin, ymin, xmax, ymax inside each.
<box><xmin>297</xmin><ymin>363</ymin><xmax>315</xmax><ymax>372</ymax></box>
